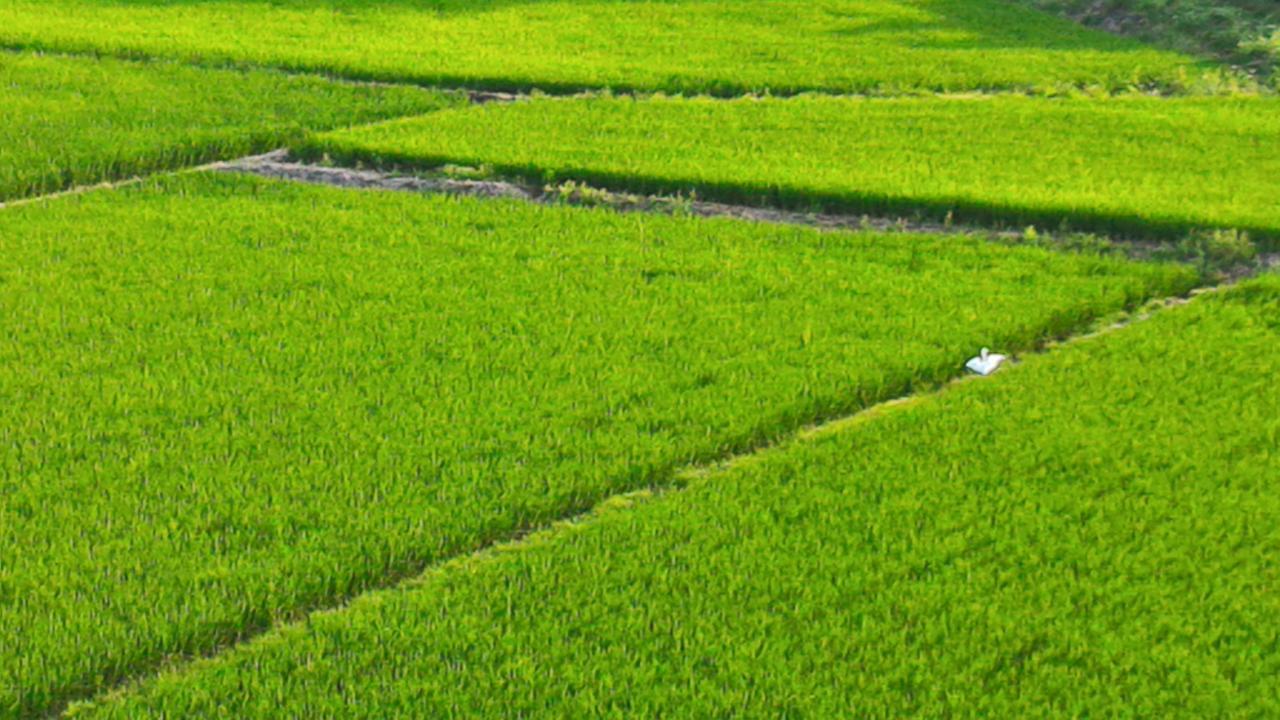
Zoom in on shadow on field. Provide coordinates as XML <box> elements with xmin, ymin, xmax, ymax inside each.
<box><xmin>294</xmin><ymin>141</ymin><xmax>1280</xmax><ymax>249</ymax></box>
<box><xmin>822</xmin><ymin>0</ymin><xmax>1158</xmax><ymax>51</ymax></box>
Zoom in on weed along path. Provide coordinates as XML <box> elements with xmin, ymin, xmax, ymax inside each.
<box><xmin>0</xmin><ymin>171</ymin><xmax>1194</xmax><ymax>717</ymax></box>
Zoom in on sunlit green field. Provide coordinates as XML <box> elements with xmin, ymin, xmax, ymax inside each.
<box><xmin>1</xmin><ymin>0</ymin><xmax>1277</xmax><ymax>716</ymax></box>
<box><xmin>0</xmin><ymin>0</ymin><xmax>1197</xmax><ymax>94</ymax></box>
<box><xmin>0</xmin><ymin>173</ymin><xmax>1190</xmax><ymax>716</ymax></box>
<box><xmin>0</xmin><ymin>51</ymin><xmax>453</xmax><ymax>201</ymax></box>
<box><xmin>307</xmin><ymin>94</ymin><xmax>1280</xmax><ymax>242</ymax></box>
<box><xmin>69</xmin><ymin>277</ymin><xmax>1280</xmax><ymax>719</ymax></box>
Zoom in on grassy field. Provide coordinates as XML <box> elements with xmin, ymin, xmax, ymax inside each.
<box><xmin>0</xmin><ymin>173</ymin><xmax>1192</xmax><ymax>717</ymax></box>
<box><xmin>3</xmin><ymin>0</ymin><xmax>1278</xmax><ymax>714</ymax></box>
<box><xmin>70</xmin><ymin>276</ymin><xmax>1280</xmax><ymax>718</ymax></box>
<box><xmin>0</xmin><ymin>51</ymin><xmax>454</xmax><ymax>201</ymax></box>
<box><xmin>0</xmin><ymin>0</ymin><xmax>1199</xmax><ymax>94</ymax></box>
<box><xmin>306</xmin><ymin>94</ymin><xmax>1280</xmax><ymax>244</ymax></box>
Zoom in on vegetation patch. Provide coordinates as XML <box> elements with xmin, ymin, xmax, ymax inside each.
<box><xmin>0</xmin><ymin>0</ymin><xmax>1199</xmax><ymax>95</ymax></box>
<box><xmin>0</xmin><ymin>51</ymin><xmax>457</xmax><ymax>202</ymax></box>
<box><xmin>1019</xmin><ymin>0</ymin><xmax>1280</xmax><ymax>82</ymax></box>
<box><xmin>305</xmin><ymin>94</ymin><xmax>1280</xmax><ymax>245</ymax></box>
<box><xmin>71</xmin><ymin>276</ymin><xmax>1280</xmax><ymax>718</ymax></box>
<box><xmin>0</xmin><ymin>173</ymin><xmax>1193</xmax><ymax>717</ymax></box>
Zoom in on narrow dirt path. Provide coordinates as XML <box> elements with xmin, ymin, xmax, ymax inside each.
<box><xmin>216</xmin><ymin>152</ymin><xmax>1280</xmax><ymax>277</ymax></box>
<box><xmin>6</xmin><ymin>151</ymin><xmax>1275</xmax><ymax>277</ymax></box>
<box><xmin>216</xmin><ymin>152</ymin><xmax>1036</xmax><ymax>242</ymax></box>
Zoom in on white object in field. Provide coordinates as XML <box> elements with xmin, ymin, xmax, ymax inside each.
<box><xmin>965</xmin><ymin>347</ymin><xmax>1007</xmax><ymax>376</ymax></box>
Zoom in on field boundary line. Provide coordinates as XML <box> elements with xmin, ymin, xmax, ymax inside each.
<box><xmin>684</xmin><ymin>283</ymin><xmax>1230</xmax><ymax>479</ymax></box>
<box><xmin>213</xmin><ymin>154</ymin><xmax>1066</xmax><ymax>242</ymax></box>
<box><xmin>216</xmin><ymin>153</ymin><xmax>1280</xmax><ymax>276</ymax></box>
<box><xmin>7</xmin><ymin>152</ymin><xmax>1276</xmax><ymax>278</ymax></box>
<box><xmin>62</xmin><ymin>283</ymin><xmax>1228</xmax><ymax>716</ymax></box>
<box><xmin>0</xmin><ymin>153</ymin><xmax>286</xmax><ymax>213</ymax></box>
<box><xmin>0</xmin><ymin>177</ymin><xmax>152</xmax><ymax>212</ymax></box>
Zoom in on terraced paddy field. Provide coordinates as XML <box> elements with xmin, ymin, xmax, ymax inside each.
<box><xmin>0</xmin><ymin>173</ymin><xmax>1195</xmax><ymax>716</ymax></box>
<box><xmin>2</xmin><ymin>0</ymin><xmax>1278</xmax><ymax>715</ymax></box>
<box><xmin>0</xmin><ymin>51</ymin><xmax>453</xmax><ymax>202</ymax></box>
<box><xmin>307</xmin><ymin>94</ymin><xmax>1280</xmax><ymax>243</ymax></box>
<box><xmin>69</xmin><ymin>276</ymin><xmax>1280</xmax><ymax>717</ymax></box>
<box><xmin>0</xmin><ymin>0</ymin><xmax>1198</xmax><ymax>94</ymax></box>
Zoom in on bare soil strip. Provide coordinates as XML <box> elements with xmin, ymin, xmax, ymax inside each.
<box><xmin>213</xmin><ymin>150</ymin><xmax>536</xmax><ymax>200</ymax></box>
<box><xmin>6</xmin><ymin>152</ymin><xmax>1275</xmax><ymax>279</ymax></box>
<box><xmin>216</xmin><ymin>151</ymin><xmax>1031</xmax><ymax>241</ymax></box>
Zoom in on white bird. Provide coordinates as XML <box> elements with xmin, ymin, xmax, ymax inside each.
<box><xmin>965</xmin><ymin>347</ymin><xmax>1007</xmax><ymax>376</ymax></box>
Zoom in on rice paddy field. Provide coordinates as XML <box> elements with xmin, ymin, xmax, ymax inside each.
<box><xmin>2</xmin><ymin>0</ymin><xmax>1277</xmax><ymax>717</ymax></box>
<box><xmin>0</xmin><ymin>51</ymin><xmax>454</xmax><ymax>202</ymax></box>
<box><xmin>71</xmin><ymin>275</ymin><xmax>1280</xmax><ymax>719</ymax></box>
<box><xmin>0</xmin><ymin>0</ymin><xmax>1199</xmax><ymax>94</ymax></box>
<box><xmin>1</xmin><ymin>173</ymin><xmax>1190</xmax><ymax>716</ymax></box>
<box><xmin>306</xmin><ymin>94</ymin><xmax>1280</xmax><ymax>242</ymax></box>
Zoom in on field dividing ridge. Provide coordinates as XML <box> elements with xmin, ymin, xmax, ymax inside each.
<box><xmin>215</xmin><ymin>152</ymin><xmax>1029</xmax><ymax>241</ymax></box>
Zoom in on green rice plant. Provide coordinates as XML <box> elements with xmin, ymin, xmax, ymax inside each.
<box><xmin>0</xmin><ymin>51</ymin><xmax>457</xmax><ymax>201</ymax></box>
<box><xmin>305</xmin><ymin>94</ymin><xmax>1280</xmax><ymax>245</ymax></box>
<box><xmin>0</xmin><ymin>173</ymin><xmax>1192</xmax><ymax>717</ymax></box>
<box><xmin>0</xmin><ymin>0</ymin><xmax>1198</xmax><ymax>95</ymax></box>
<box><xmin>73</xmin><ymin>275</ymin><xmax>1280</xmax><ymax>718</ymax></box>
